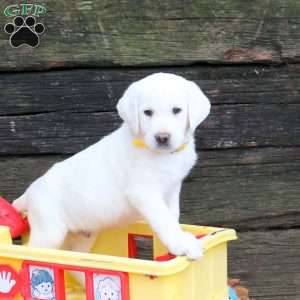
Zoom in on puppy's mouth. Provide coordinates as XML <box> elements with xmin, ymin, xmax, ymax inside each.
<box><xmin>156</xmin><ymin>143</ymin><xmax>171</xmax><ymax>150</ymax></box>
<box><xmin>154</xmin><ymin>139</ymin><xmax>188</xmax><ymax>153</ymax></box>
<box><xmin>154</xmin><ymin>143</ymin><xmax>179</xmax><ymax>153</ymax></box>
<box><xmin>133</xmin><ymin>137</ymin><xmax>179</xmax><ymax>153</ymax></box>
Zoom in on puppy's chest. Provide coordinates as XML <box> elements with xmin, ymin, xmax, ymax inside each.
<box><xmin>148</xmin><ymin>153</ymin><xmax>195</xmax><ymax>183</ymax></box>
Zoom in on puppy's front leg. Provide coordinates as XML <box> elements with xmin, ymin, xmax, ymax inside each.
<box><xmin>126</xmin><ymin>187</ymin><xmax>203</xmax><ymax>260</ymax></box>
<box><xmin>166</xmin><ymin>183</ymin><xmax>181</xmax><ymax>222</ymax></box>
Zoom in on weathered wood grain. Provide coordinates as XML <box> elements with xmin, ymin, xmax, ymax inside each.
<box><xmin>185</xmin><ymin>147</ymin><xmax>300</xmax><ymax>230</ymax></box>
<box><xmin>0</xmin><ymin>155</ymin><xmax>65</xmax><ymax>200</ymax></box>
<box><xmin>0</xmin><ymin>104</ymin><xmax>298</xmax><ymax>154</ymax></box>
<box><xmin>0</xmin><ymin>0</ymin><xmax>300</xmax><ymax>70</ymax></box>
<box><xmin>1</xmin><ymin>146</ymin><xmax>299</xmax><ymax>229</ymax></box>
<box><xmin>0</xmin><ymin>65</ymin><xmax>299</xmax><ymax>154</ymax></box>
<box><xmin>181</xmin><ymin>159</ymin><xmax>300</xmax><ymax>230</ymax></box>
<box><xmin>1</xmin><ymin>65</ymin><xmax>299</xmax><ymax>116</ymax></box>
<box><xmin>229</xmin><ymin>229</ymin><xmax>300</xmax><ymax>300</ymax></box>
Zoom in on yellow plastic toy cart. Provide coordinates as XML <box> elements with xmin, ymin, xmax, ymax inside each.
<box><xmin>0</xmin><ymin>221</ymin><xmax>237</xmax><ymax>300</ymax></box>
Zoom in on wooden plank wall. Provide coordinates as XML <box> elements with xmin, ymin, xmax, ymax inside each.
<box><xmin>0</xmin><ymin>1</ymin><xmax>299</xmax><ymax>299</ymax></box>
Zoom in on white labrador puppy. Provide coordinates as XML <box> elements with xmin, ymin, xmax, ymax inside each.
<box><xmin>13</xmin><ymin>73</ymin><xmax>210</xmax><ymax>260</ymax></box>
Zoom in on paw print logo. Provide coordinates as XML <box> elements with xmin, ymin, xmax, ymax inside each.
<box><xmin>4</xmin><ymin>16</ymin><xmax>45</xmax><ymax>48</ymax></box>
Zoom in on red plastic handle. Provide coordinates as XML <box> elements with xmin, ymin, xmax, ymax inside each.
<box><xmin>0</xmin><ymin>196</ymin><xmax>29</xmax><ymax>238</ymax></box>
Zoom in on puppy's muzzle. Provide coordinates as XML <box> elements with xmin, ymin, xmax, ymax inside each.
<box><xmin>155</xmin><ymin>132</ymin><xmax>171</xmax><ymax>147</ymax></box>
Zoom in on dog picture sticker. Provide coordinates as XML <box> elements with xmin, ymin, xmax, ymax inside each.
<box><xmin>93</xmin><ymin>273</ymin><xmax>122</xmax><ymax>300</ymax></box>
<box><xmin>3</xmin><ymin>3</ymin><xmax>46</xmax><ymax>48</ymax></box>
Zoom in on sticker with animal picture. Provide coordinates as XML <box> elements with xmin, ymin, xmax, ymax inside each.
<box><xmin>29</xmin><ymin>266</ymin><xmax>56</xmax><ymax>300</ymax></box>
<box><xmin>93</xmin><ymin>274</ymin><xmax>121</xmax><ymax>300</ymax></box>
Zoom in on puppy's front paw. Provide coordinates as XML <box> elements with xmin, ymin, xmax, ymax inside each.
<box><xmin>182</xmin><ymin>232</ymin><xmax>204</xmax><ymax>260</ymax></box>
<box><xmin>168</xmin><ymin>232</ymin><xmax>203</xmax><ymax>260</ymax></box>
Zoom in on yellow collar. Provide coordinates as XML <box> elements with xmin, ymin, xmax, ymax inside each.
<box><xmin>132</xmin><ymin>139</ymin><xmax>187</xmax><ymax>153</ymax></box>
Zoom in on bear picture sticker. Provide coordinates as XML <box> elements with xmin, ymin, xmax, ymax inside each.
<box><xmin>3</xmin><ymin>3</ymin><xmax>46</xmax><ymax>48</ymax></box>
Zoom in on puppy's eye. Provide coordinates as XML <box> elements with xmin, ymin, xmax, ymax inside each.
<box><xmin>172</xmin><ymin>107</ymin><xmax>182</xmax><ymax>114</ymax></box>
<box><xmin>144</xmin><ymin>109</ymin><xmax>153</xmax><ymax>117</ymax></box>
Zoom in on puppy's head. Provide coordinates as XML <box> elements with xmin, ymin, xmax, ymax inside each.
<box><xmin>117</xmin><ymin>73</ymin><xmax>210</xmax><ymax>152</ymax></box>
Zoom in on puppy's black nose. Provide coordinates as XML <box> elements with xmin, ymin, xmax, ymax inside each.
<box><xmin>155</xmin><ymin>133</ymin><xmax>170</xmax><ymax>146</ymax></box>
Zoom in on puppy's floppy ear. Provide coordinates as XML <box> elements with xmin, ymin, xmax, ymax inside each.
<box><xmin>186</xmin><ymin>80</ymin><xmax>211</xmax><ymax>132</ymax></box>
<box><xmin>117</xmin><ymin>83</ymin><xmax>140</xmax><ymax>135</ymax></box>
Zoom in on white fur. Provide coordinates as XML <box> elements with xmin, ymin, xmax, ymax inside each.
<box><xmin>13</xmin><ymin>73</ymin><xmax>210</xmax><ymax>262</ymax></box>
